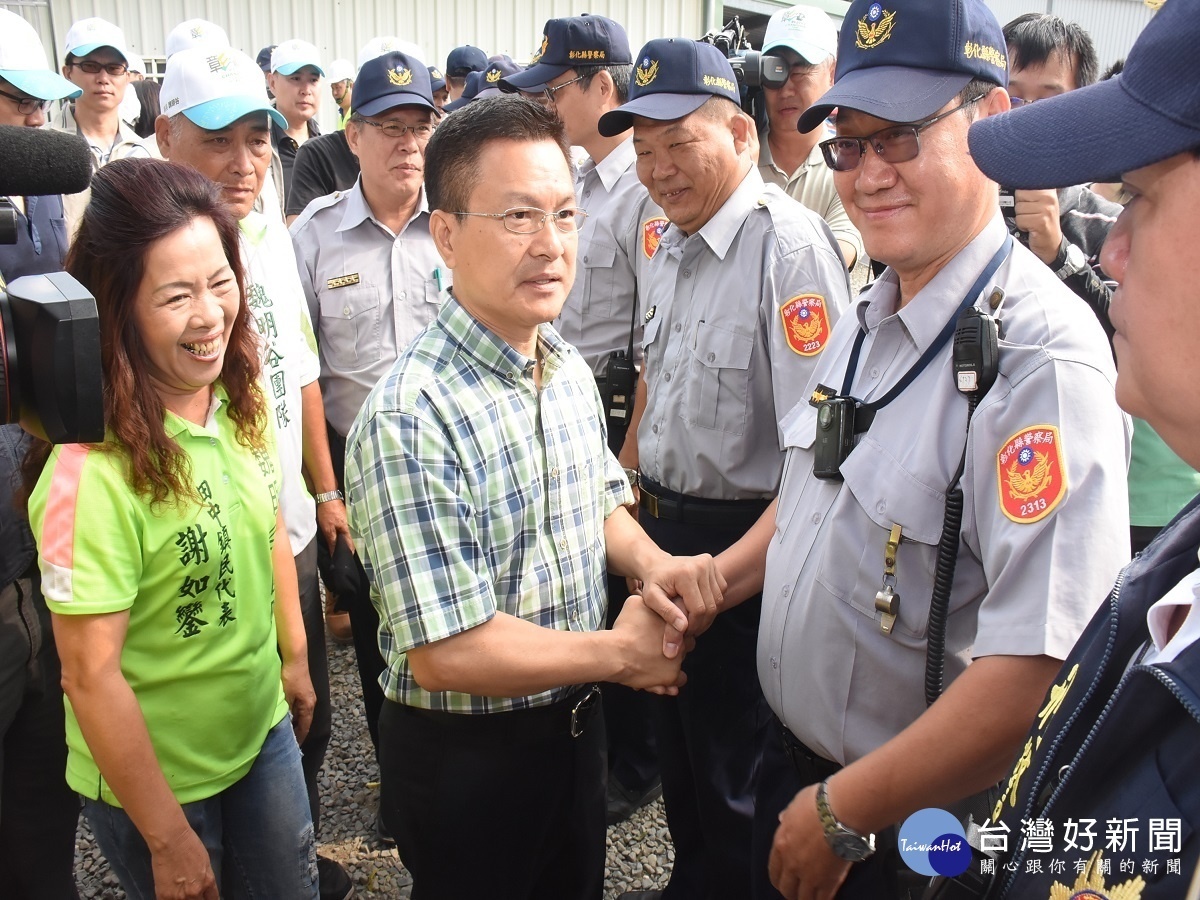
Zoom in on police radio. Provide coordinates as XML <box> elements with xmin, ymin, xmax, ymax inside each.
<box><xmin>603</xmin><ymin>350</ymin><xmax>636</xmax><ymax>426</ymax></box>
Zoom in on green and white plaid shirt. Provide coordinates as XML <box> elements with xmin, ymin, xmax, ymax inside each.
<box><xmin>345</xmin><ymin>295</ymin><xmax>631</xmax><ymax>713</ymax></box>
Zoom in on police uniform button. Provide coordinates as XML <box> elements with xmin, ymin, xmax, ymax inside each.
<box><xmin>706</xmin><ymin>352</ymin><xmax>715</xmax><ymax>362</ymax></box>
<box><xmin>343</xmin><ymin>307</ymin><xmax>351</xmax><ymax>316</ymax></box>
<box><xmin>811</xmin><ymin>513</ymin><xmax>821</xmax><ymax>524</ymax></box>
<box><xmin>870</xmin><ymin>367</ymin><xmax>880</xmax><ymax>379</ymax></box>
<box><xmin>399</xmin><ymin>291</ymin><xmax>407</xmax><ymax>300</ymax></box>
<box><xmin>673</xmin><ymin>323</ymin><xmax>682</xmax><ymax>332</ymax></box>
<box><xmin>683</xmin><ymin>269</ymin><xmax>691</xmax><ymax>279</ymax></box>
<box><xmin>584</xmin><ymin>189</ymin><xmax>592</xmax><ymax>199</ymax></box>
<box><xmin>664</xmin><ymin>373</ymin><xmax>671</xmax><ymax>382</ymax></box>
<box><xmin>652</xmin><ymin>424</ymin><xmax>659</xmax><ymax>434</ymax></box>
<box><xmin>770</xmin><ymin>657</ymin><xmax>779</xmax><ymax>669</ymax></box>
<box><xmin>782</xmin><ymin>584</ymin><xmax>790</xmax><ymax>597</ymax></box>
<box><xmin>876</xmin><ymin>501</ymin><xmax>887</xmax><ymax>514</ymax></box>
<box><xmin>583</xmin><ymin>256</ymin><xmax>589</xmax><ymax>264</ymax></box>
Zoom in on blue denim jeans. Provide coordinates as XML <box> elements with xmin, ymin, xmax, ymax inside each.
<box><xmin>83</xmin><ymin>717</ymin><xmax>318</xmax><ymax>900</ymax></box>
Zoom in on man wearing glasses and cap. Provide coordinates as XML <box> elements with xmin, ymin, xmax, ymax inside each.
<box><xmin>0</xmin><ymin>12</ymin><xmax>86</xmax><ymax>897</ymax></box>
<box><xmin>948</xmin><ymin>0</ymin><xmax>1200</xmax><ymax>894</ymax></box>
<box><xmin>269</xmin><ymin>39</ymin><xmax>324</xmax><ymax>205</ymax></box>
<box><xmin>711</xmin><ymin>0</ymin><xmax>1130</xmax><ymax>897</ymax></box>
<box><xmin>598</xmin><ymin>36</ymin><xmax>850</xmax><ymax>900</ymax></box>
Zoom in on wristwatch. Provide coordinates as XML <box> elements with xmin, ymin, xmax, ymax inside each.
<box><xmin>1051</xmin><ymin>237</ymin><xmax>1089</xmax><ymax>280</ymax></box>
<box><xmin>622</xmin><ymin>467</ymin><xmax>640</xmax><ymax>488</ymax></box>
<box><xmin>815</xmin><ymin>780</ymin><xmax>876</xmax><ymax>862</ymax></box>
<box><xmin>314</xmin><ymin>490</ymin><xmax>344</xmax><ymax>504</ymax></box>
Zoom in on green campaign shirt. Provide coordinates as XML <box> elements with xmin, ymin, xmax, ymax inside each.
<box><xmin>29</xmin><ymin>388</ymin><xmax>289</xmax><ymax>805</ymax></box>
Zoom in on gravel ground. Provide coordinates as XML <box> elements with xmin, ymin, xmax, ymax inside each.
<box><xmin>74</xmin><ymin>637</ymin><xmax>673</xmax><ymax>899</ymax></box>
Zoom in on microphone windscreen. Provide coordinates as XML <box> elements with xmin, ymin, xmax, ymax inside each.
<box><xmin>0</xmin><ymin>125</ymin><xmax>94</xmax><ymax>196</ymax></box>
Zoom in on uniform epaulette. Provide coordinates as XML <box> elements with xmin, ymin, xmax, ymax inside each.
<box><xmin>288</xmin><ymin>190</ymin><xmax>347</xmax><ymax>234</ymax></box>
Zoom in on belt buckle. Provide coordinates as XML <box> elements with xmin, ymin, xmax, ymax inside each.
<box><xmin>570</xmin><ymin>685</ymin><xmax>601</xmax><ymax>738</ymax></box>
<box><xmin>642</xmin><ymin>489</ymin><xmax>660</xmax><ymax>518</ymax></box>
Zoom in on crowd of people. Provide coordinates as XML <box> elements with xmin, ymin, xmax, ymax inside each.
<box><xmin>0</xmin><ymin>1</ymin><xmax>1197</xmax><ymax>899</ymax></box>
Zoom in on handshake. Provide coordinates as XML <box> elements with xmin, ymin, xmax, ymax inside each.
<box><xmin>608</xmin><ymin>551</ymin><xmax>726</xmax><ymax>695</ymax></box>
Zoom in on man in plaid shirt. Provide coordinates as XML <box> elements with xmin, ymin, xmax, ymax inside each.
<box><xmin>345</xmin><ymin>95</ymin><xmax>723</xmax><ymax>900</ymax></box>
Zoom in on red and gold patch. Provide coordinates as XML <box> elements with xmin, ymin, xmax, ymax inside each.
<box><xmin>780</xmin><ymin>294</ymin><xmax>830</xmax><ymax>356</ymax></box>
<box><xmin>997</xmin><ymin>424</ymin><xmax>1067</xmax><ymax>524</ymax></box>
<box><xmin>642</xmin><ymin>216</ymin><xmax>668</xmax><ymax>259</ymax></box>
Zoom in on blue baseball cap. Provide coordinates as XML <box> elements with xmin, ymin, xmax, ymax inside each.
<box><xmin>467</xmin><ymin>56</ymin><xmax>524</xmax><ymax>102</ymax></box>
<box><xmin>597</xmin><ymin>39</ymin><xmax>741</xmax><ymax>137</ymax></box>
<box><xmin>445</xmin><ymin>45</ymin><xmax>488</xmax><ymax>78</ymax></box>
<box><xmin>500</xmin><ymin>15</ymin><xmax>631</xmax><ymax>93</ymax></box>
<box><xmin>797</xmin><ymin>0</ymin><xmax>1008</xmax><ymax>133</ymax></box>
<box><xmin>428</xmin><ymin>66</ymin><xmax>446</xmax><ymax>94</ymax></box>
<box><xmin>351</xmin><ymin>51</ymin><xmax>435</xmax><ymax>117</ymax></box>
<box><xmin>970</xmin><ymin>1</ymin><xmax>1200</xmax><ymax>188</ymax></box>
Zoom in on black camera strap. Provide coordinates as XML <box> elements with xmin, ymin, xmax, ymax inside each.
<box><xmin>838</xmin><ymin>234</ymin><xmax>1013</xmax><ymax>434</ymax></box>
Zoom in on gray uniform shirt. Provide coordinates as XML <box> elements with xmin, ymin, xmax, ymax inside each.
<box><xmin>556</xmin><ymin>138</ymin><xmax>645</xmax><ymax>376</ymax></box>
<box><xmin>758</xmin><ymin>215</ymin><xmax>1132</xmax><ymax>766</ymax></box>
<box><xmin>290</xmin><ymin>178</ymin><xmax>448</xmax><ymax>436</ymax></box>
<box><xmin>638</xmin><ymin>167</ymin><xmax>850</xmax><ymax>500</ymax></box>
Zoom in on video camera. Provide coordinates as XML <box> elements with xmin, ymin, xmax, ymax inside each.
<box><xmin>700</xmin><ymin>17</ymin><xmax>789</xmax><ymax>125</ymax></box>
<box><xmin>0</xmin><ymin>125</ymin><xmax>104</xmax><ymax>444</ymax></box>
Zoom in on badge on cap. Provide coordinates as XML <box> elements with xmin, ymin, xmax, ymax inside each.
<box><xmin>635</xmin><ymin>57</ymin><xmax>659</xmax><ymax>87</ymax></box>
<box><xmin>485</xmin><ymin>68</ymin><xmax>502</xmax><ymax>83</ymax></box>
<box><xmin>388</xmin><ymin>66</ymin><xmax>413</xmax><ymax>87</ymax></box>
<box><xmin>532</xmin><ymin>35</ymin><xmax>549</xmax><ymax>63</ymax></box>
<box><xmin>780</xmin><ymin>294</ymin><xmax>830</xmax><ymax>356</ymax></box>
<box><xmin>856</xmin><ymin>4</ymin><xmax>897</xmax><ymax>50</ymax></box>
<box><xmin>997</xmin><ymin>425</ymin><xmax>1067</xmax><ymax>524</ymax></box>
<box><xmin>642</xmin><ymin>216</ymin><xmax>668</xmax><ymax>259</ymax></box>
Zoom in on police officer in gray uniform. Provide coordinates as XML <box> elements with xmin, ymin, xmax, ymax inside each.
<box><xmin>599</xmin><ymin>38</ymin><xmax>850</xmax><ymax>900</ymax></box>
<box><xmin>712</xmin><ymin>1</ymin><xmax>1132</xmax><ymax>897</ymax></box>
<box><xmin>290</xmin><ymin>50</ymin><xmax>445</xmax><ymax>755</ymax></box>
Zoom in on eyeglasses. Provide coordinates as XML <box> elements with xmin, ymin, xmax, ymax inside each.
<box><xmin>355</xmin><ymin>118</ymin><xmax>435</xmax><ymax>140</ymax></box>
<box><xmin>68</xmin><ymin>60</ymin><xmax>129</xmax><ymax>77</ymax></box>
<box><xmin>542</xmin><ymin>73</ymin><xmax>587</xmax><ymax>105</ymax></box>
<box><xmin>1008</xmin><ymin>96</ymin><xmax>1029</xmax><ymax>108</ymax></box>
<box><xmin>0</xmin><ymin>88</ymin><xmax>48</xmax><ymax>115</ymax></box>
<box><xmin>454</xmin><ymin>206</ymin><xmax>588</xmax><ymax>234</ymax></box>
<box><xmin>819</xmin><ymin>94</ymin><xmax>986</xmax><ymax>171</ymax></box>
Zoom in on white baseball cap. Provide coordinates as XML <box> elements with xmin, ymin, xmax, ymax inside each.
<box><xmin>762</xmin><ymin>5</ymin><xmax>838</xmax><ymax>65</ymax></box>
<box><xmin>327</xmin><ymin>58</ymin><xmax>355</xmax><ymax>84</ymax></box>
<box><xmin>0</xmin><ymin>10</ymin><xmax>81</xmax><ymax>100</ymax></box>
<box><xmin>126</xmin><ymin>54</ymin><xmax>147</xmax><ymax>77</ymax></box>
<box><xmin>165</xmin><ymin>19</ymin><xmax>231</xmax><ymax>59</ymax></box>
<box><xmin>161</xmin><ymin>47</ymin><xmax>287</xmax><ymax>130</ymax></box>
<box><xmin>270</xmin><ymin>39</ymin><xmax>324</xmax><ymax>76</ymax></box>
<box><xmin>356</xmin><ymin>37</ymin><xmax>424</xmax><ymax>73</ymax></box>
<box><xmin>64</xmin><ymin>17</ymin><xmax>130</xmax><ymax>63</ymax></box>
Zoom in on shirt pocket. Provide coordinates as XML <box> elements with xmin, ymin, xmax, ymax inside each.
<box><xmin>816</xmin><ymin>435</ymin><xmax>948</xmax><ymax>638</ymax></box>
<box><xmin>578</xmin><ymin>235</ymin><xmax>618</xmax><ymax>318</ymax></box>
<box><xmin>687</xmin><ymin>320</ymin><xmax>753</xmax><ymax>434</ymax></box>
<box><xmin>319</xmin><ymin>285</ymin><xmax>382</xmax><ymax>368</ymax></box>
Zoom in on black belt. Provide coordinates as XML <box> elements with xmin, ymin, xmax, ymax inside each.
<box><xmin>393</xmin><ymin>683</ymin><xmax>602</xmax><ymax>740</ymax></box>
<box><xmin>776</xmin><ymin>717</ymin><xmax>842</xmax><ymax>784</ymax></box>
<box><xmin>638</xmin><ymin>475</ymin><xmax>770</xmax><ymax>528</ymax></box>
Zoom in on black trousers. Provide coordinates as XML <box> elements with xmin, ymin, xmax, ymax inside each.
<box><xmin>294</xmin><ymin>537</ymin><xmax>332</xmax><ymax>833</ymax></box>
<box><xmin>0</xmin><ymin>575</ymin><xmax>80</xmax><ymax>899</ymax></box>
<box><xmin>326</xmin><ymin>421</ymin><xmax>387</xmax><ymax>753</ymax></box>
<box><xmin>378</xmin><ymin>692</ymin><xmax>607</xmax><ymax>900</ymax></box>
<box><xmin>639</xmin><ymin>513</ymin><xmax>774</xmax><ymax>900</ymax></box>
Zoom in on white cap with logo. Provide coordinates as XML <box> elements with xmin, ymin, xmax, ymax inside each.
<box><xmin>356</xmin><ymin>37</ymin><xmax>425</xmax><ymax>73</ymax></box>
<box><xmin>0</xmin><ymin>9</ymin><xmax>81</xmax><ymax>100</ymax></box>
<box><xmin>270</xmin><ymin>39</ymin><xmax>325</xmax><ymax>77</ymax></box>
<box><xmin>161</xmin><ymin>47</ymin><xmax>287</xmax><ymax>130</ymax></box>
<box><xmin>762</xmin><ymin>5</ymin><xmax>838</xmax><ymax>65</ymax></box>
<box><xmin>63</xmin><ymin>17</ymin><xmax>130</xmax><ymax>63</ymax></box>
<box><xmin>165</xmin><ymin>19</ymin><xmax>231</xmax><ymax>59</ymax></box>
<box><xmin>326</xmin><ymin>58</ymin><xmax>355</xmax><ymax>84</ymax></box>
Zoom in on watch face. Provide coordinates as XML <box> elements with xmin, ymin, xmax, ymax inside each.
<box><xmin>830</xmin><ymin>832</ymin><xmax>875</xmax><ymax>862</ymax></box>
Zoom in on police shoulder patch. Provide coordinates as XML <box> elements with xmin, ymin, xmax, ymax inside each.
<box><xmin>642</xmin><ymin>216</ymin><xmax>668</xmax><ymax>259</ymax></box>
<box><xmin>997</xmin><ymin>424</ymin><xmax>1067</xmax><ymax>524</ymax></box>
<box><xmin>780</xmin><ymin>294</ymin><xmax>830</xmax><ymax>356</ymax></box>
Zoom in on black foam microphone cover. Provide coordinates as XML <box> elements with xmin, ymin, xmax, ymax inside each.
<box><xmin>0</xmin><ymin>125</ymin><xmax>93</xmax><ymax>196</ymax></box>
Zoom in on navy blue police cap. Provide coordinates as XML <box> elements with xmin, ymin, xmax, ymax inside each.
<box><xmin>445</xmin><ymin>45</ymin><xmax>488</xmax><ymax>77</ymax></box>
<box><xmin>428</xmin><ymin>66</ymin><xmax>446</xmax><ymax>94</ymax></box>
<box><xmin>471</xmin><ymin>55</ymin><xmax>525</xmax><ymax>102</ymax></box>
<box><xmin>442</xmin><ymin>70</ymin><xmax>483</xmax><ymax>112</ymax></box>
<box><xmin>970</xmin><ymin>0</ymin><xmax>1200</xmax><ymax>188</ymax></box>
<box><xmin>351</xmin><ymin>51</ymin><xmax>435</xmax><ymax>117</ymax></box>
<box><xmin>501</xmin><ymin>15</ymin><xmax>632</xmax><ymax>93</ymax></box>
<box><xmin>597</xmin><ymin>39</ymin><xmax>741</xmax><ymax>137</ymax></box>
<box><xmin>797</xmin><ymin>0</ymin><xmax>1008</xmax><ymax>133</ymax></box>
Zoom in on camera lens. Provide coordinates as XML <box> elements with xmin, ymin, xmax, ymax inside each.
<box><xmin>818</xmin><ymin>403</ymin><xmax>833</xmax><ymax>430</ymax></box>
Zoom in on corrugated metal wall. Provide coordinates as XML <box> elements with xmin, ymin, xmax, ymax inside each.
<box><xmin>985</xmin><ymin>0</ymin><xmax>1156</xmax><ymax>69</ymax></box>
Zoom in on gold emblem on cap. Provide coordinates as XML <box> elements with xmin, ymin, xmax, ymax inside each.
<box><xmin>486</xmin><ymin>68</ymin><xmax>502</xmax><ymax>83</ymax></box>
<box><xmin>856</xmin><ymin>6</ymin><xmax>897</xmax><ymax>50</ymax></box>
<box><xmin>532</xmin><ymin>35</ymin><xmax>549</xmax><ymax>63</ymax></box>
<box><xmin>635</xmin><ymin>58</ymin><xmax>660</xmax><ymax>87</ymax></box>
<box><xmin>388</xmin><ymin>66</ymin><xmax>413</xmax><ymax>87</ymax></box>
<box><xmin>430</xmin><ymin>67</ymin><xmax>443</xmax><ymax>79</ymax></box>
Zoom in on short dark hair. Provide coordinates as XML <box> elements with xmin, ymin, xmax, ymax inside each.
<box><xmin>1004</xmin><ymin>13</ymin><xmax>1099</xmax><ymax>89</ymax></box>
<box><xmin>956</xmin><ymin>78</ymin><xmax>1000</xmax><ymax>114</ymax></box>
<box><xmin>1102</xmin><ymin>59</ymin><xmax>1124</xmax><ymax>81</ymax></box>
<box><xmin>424</xmin><ymin>95</ymin><xmax>570</xmax><ymax>216</ymax></box>
<box><xmin>577</xmin><ymin>64</ymin><xmax>632</xmax><ymax>104</ymax></box>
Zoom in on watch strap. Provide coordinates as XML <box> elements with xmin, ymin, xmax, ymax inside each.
<box><xmin>314</xmin><ymin>489</ymin><xmax>344</xmax><ymax>504</ymax></box>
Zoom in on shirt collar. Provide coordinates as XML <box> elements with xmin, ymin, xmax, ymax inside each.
<box><xmin>163</xmin><ymin>383</ymin><xmax>227</xmax><ymax>439</ymax></box>
<box><xmin>672</xmin><ymin>166</ymin><xmax>764</xmax><ymax>261</ymax></box>
<box><xmin>337</xmin><ymin>177</ymin><xmax>430</xmax><ymax>235</ymax></box>
<box><xmin>437</xmin><ymin>293</ymin><xmax>568</xmax><ymax>384</ymax></box>
<box><xmin>1145</xmin><ymin>551</ymin><xmax>1200</xmax><ymax>657</ymax></box>
<box><xmin>757</xmin><ymin>125</ymin><xmax>828</xmax><ymax>179</ymax></box>
<box><xmin>585</xmin><ymin>137</ymin><xmax>636</xmax><ymax>193</ymax></box>
<box><xmin>238</xmin><ymin>210</ymin><xmax>269</xmax><ymax>246</ymax></box>
<box><xmin>856</xmin><ymin>214</ymin><xmax>1009</xmax><ymax>353</ymax></box>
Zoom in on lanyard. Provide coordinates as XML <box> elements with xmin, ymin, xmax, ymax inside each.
<box><xmin>839</xmin><ymin>233</ymin><xmax>1013</xmax><ymax>431</ymax></box>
